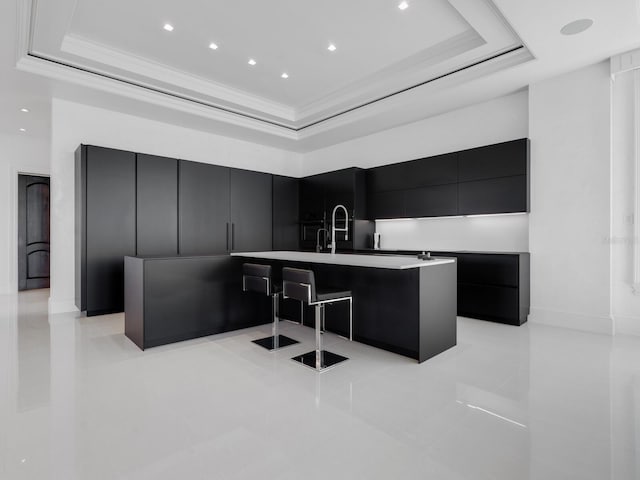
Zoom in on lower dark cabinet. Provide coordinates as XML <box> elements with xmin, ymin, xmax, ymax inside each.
<box><xmin>458</xmin><ymin>175</ymin><xmax>528</xmax><ymax>215</ymax></box>
<box><xmin>458</xmin><ymin>283</ymin><xmax>520</xmax><ymax>324</ymax></box>
<box><xmin>125</xmin><ymin>255</ymin><xmax>270</xmax><ymax>349</ymax></box>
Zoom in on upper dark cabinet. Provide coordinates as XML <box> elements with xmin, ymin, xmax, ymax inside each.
<box><xmin>458</xmin><ymin>175</ymin><xmax>527</xmax><ymax>215</ymax></box>
<box><xmin>366</xmin><ymin>138</ymin><xmax>529</xmax><ymax>219</ymax></box>
<box><xmin>458</xmin><ymin>139</ymin><xmax>529</xmax><ymax>182</ymax></box>
<box><xmin>136</xmin><ymin>154</ymin><xmax>178</xmax><ymax>256</ymax></box>
<box><xmin>299</xmin><ymin>176</ymin><xmax>325</xmax><ymax>222</ymax></box>
<box><xmin>403</xmin><ymin>153</ymin><xmax>458</xmax><ymax>189</ymax></box>
<box><xmin>366</xmin><ymin>162</ymin><xmax>406</xmax><ymax>192</ymax></box>
<box><xmin>404</xmin><ymin>184</ymin><xmax>458</xmax><ymax>218</ymax></box>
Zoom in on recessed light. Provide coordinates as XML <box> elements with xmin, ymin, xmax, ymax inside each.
<box><xmin>20</xmin><ymin>108</ymin><xmax>29</xmax><ymax>113</ymax></box>
<box><xmin>163</xmin><ymin>23</ymin><xmax>174</xmax><ymax>32</ymax></box>
<box><xmin>248</xmin><ymin>58</ymin><xmax>256</xmax><ymax>66</ymax></box>
<box><xmin>209</xmin><ymin>42</ymin><xmax>219</xmax><ymax>50</ymax></box>
<box><xmin>328</xmin><ymin>44</ymin><xmax>337</xmax><ymax>52</ymax></box>
<box><xmin>398</xmin><ymin>1</ymin><xmax>409</xmax><ymax>10</ymax></box>
<box><xmin>281</xmin><ymin>73</ymin><xmax>289</xmax><ymax>79</ymax></box>
<box><xmin>560</xmin><ymin>18</ymin><xmax>593</xmax><ymax>35</ymax></box>
<box><xmin>19</xmin><ymin>128</ymin><xmax>26</xmax><ymax>132</ymax></box>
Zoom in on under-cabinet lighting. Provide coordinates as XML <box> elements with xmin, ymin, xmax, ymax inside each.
<box><xmin>375</xmin><ymin>215</ymin><xmax>464</xmax><ymax>222</ymax></box>
<box><xmin>464</xmin><ymin>212</ymin><xmax>528</xmax><ymax>218</ymax></box>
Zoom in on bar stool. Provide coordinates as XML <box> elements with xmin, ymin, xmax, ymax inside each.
<box><xmin>243</xmin><ymin>263</ymin><xmax>299</xmax><ymax>351</ymax></box>
<box><xmin>282</xmin><ymin>267</ymin><xmax>352</xmax><ymax>372</ymax></box>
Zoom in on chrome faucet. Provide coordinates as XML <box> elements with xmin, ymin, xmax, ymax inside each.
<box><xmin>329</xmin><ymin>204</ymin><xmax>349</xmax><ymax>255</ymax></box>
<box><xmin>316</xmin><ymin>228</ymin><xmax>328</xmax><ymax>252</ymax></box>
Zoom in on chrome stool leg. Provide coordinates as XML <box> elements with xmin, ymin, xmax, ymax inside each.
<box><xmin>292</xmin><ymin>303</ymin><xmax>349</xmax><ymax>372</ymax></box>
<box><xmin>252</xmin><ymin>292</ymin><xmax>299</xmax><ymax>351</ymax></box>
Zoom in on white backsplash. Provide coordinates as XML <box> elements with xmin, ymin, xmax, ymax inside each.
<box><xmin>374</xmin><ymin>214</ymin><xmax>529</xmax><ymax>252</ymax></box>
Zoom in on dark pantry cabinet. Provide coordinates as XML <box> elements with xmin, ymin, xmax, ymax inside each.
<box><xmin>272</xmin><ymin>175</ymin><xmax>299</xmax><ymax>250</ymax></box>
<box><xmin>75</xmin><ymin>145</ymin><xmax>136</xmax><ymax>315</ymax></box>
<box><xmin>178</xmin><ymin>162</ymin><xmax>273</xmax><ymax>255</ymax></box>
<box><xmin>136</xmin><ymin>153</ymin><xmax>178</xmax><ymax>256</ymax></box>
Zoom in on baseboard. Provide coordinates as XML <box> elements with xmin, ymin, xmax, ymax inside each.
<box><xmin>529</xmin><ymin>307</ymin><xmax>614</xmax><ymax>335</ymax></box>
<box><xmin>48</xmin><ymin>296</ymin><xmax>79</xmax><ymax>315</ymax></box>
<box><xmin>613</xmin><ymin>315</ymin><xmax>640</xmax><ymax>337</ymax></box>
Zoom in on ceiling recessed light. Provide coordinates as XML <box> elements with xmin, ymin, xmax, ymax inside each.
<box><xmin>328</xmin><ymin>44</ymin><xmax>337</xmax><ymax>52</ymax></box>
<box><xmin>209</xmin><ymin>42</ymin><xmax>219</xmax><ymax>50</ymax></box>
<box><xmin>19</xmin><ymin>128</ymin><xmax>26</xmax><ymax>132</ymax></box>
<box><xmin>248</xmin><ymin>58</ymin><xmax>257</xmax><ymax>66</ymax></box>
<box><xmin>398</xmin><ymin>1</ymin><xmax>409</xmax><ymax>10</ymax></box>
<box><xmin>281</xmin><ymin>73</ymin><xmax>289</xmax><ymax>79</ymax></box>
<box><xmin>560</xmin><ymin>18</ymin><xmax>593</xmax><ymax>35</ymax></box>
<box><xmin>20</xmin><ymin>108</ymin><xmax>29</xmax><ymax>113</ymax></box>
<box><xmin>163</xmin><ymin>23</ymin><xmax>174</xmax><ymax>32</ymax></box>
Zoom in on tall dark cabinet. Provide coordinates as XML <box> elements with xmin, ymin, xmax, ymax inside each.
<box><xmin>136</xmin><ymin>154</ymin><xmax>178</xmax><ymax>256</ymax></box>
<box><xmin>229</xmin><ymin>169</ymin><xmax>273</xmax><ymax>252</ymax></box>
<box><xmin>75</xmin><ymin>145</ymin><xmax>136</xmax><ymax>315</ymax></box>
<box><xmin>178</xmin><ymin>161</ymin><xmax>230</xmax><ymax>255</ymax></box>
<box><xmin>272</xmin><ymin>175</ymin><xmax>299</xmax><ymax>250</ymax></box>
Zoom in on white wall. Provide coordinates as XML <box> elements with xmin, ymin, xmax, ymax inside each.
<box><xmin>49</xmin><ymin>98</ymin><xmax>302</xmax><ymax>313</ymax></box>
<box><xmin>304</xmin><ymin>91</ymin><xmax>530</xmax><ymax>252</ymax></box>
<box><xmin>0</xmin><ymin>132</ymin><xmax>50</xmax><ymax>295</ymax></box>
<box><xmin>611</xmin><ymin>69</ymin><xmax>640</xmax><ymax>336</ymax></box>
<box><xmin>302</xmin><ymin>90</ymin><xmax>528</xmax><ymax>175</ymax></box>
<box><xmin>528</xmin><ymin>61</ymin><xmax>612</xmax><ymax>334</ymax></box>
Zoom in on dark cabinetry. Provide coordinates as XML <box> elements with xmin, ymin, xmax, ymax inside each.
<box><xmin>433</xmin><ymin>251</ymin><xmax>529</xmax><ymax>325</ymax></box>
<box><xmin>178</xmin><ymin>162</ymin><xmax>273</xmax><ymax>255</ymax></box>
<box><xmin>75</xmin><ymin>145</ymin><xmax>136</xmax><ymax>315</ymax></box>
<box><xmin>229</xmin><ymin>169</ymin><xmax>272</xmax><ymax>252</ymax></box>
<box><xmin>179</xmin><ymin>161</ymin><xmax>230</xmax><ymax>255</ymax></box>
<box><xmin>299</xmin><ymin>167</ymin><xmax>373</xmax><ymax>250</ymax></box>
<box><xmin>272</xmin><ymin>175</ymin><xmax>299</xmax><ymax>250</ymax></box>
<box><xmin>136</xmin><ymin>154</ymin><xmax>178</xmax><ymax>256</ymax></box>
<box><xmin>367</xmin><ymin>139</ymin><xmax>529</xmax><ymax>219</ymax></box>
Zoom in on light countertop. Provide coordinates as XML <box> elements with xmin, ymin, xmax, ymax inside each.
<box><xmin>231</xmin><ymin>251</ymin><xmax>455</xmax><ymax>270</ymax></box>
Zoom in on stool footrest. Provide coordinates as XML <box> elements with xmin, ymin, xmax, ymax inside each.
<box><xmin>291</xmin><ymin>350</ymin><xmax>349</xmax><ymax>372</ymax></box>
<box><xmin>252</xmin><ymin>335</ymin><xmax>299</xmax><ymax>351</ymax></box>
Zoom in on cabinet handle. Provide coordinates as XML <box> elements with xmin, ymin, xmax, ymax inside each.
<box><xmin>226</xmin><ymin>223</ymin><xmax>229</xmax><ymax>251</ymax></box>
<box><xmin>231</xmin><ymin>223</ymin><xmax>235</xmax><ymax>250</ymax></box>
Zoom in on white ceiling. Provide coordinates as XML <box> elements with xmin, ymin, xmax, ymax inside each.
<box><xmin>4</xmin><ymin>0</ymin><xmax>640</xmax><ymax>152</ymax></box>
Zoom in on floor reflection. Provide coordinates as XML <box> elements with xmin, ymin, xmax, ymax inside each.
<box><xmin>0</xmin><ymin>289</ymin><xmax>639</xmax><ymax>479</ymax></box>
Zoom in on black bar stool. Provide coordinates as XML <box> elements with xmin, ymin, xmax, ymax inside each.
<box><xmin>282</xmin><ymin>267</ymin><xmax>352</xmax><ymax>372</ymax></box>
<box><xmin>243</xmin><ymin>263</ymin><xmax>299</xmax><ymax>351</ymax></box>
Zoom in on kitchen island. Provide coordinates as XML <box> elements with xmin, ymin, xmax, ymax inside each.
<box><xmin>231</xmin><ymin>251</ymin><xmax>457</xmax><ymax>362</ymax></box>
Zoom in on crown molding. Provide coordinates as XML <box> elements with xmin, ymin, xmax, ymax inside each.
<box><xmin>59</xmin><ymin>34</ymin><xmax>296</xmax><ymax>122</ymax></box>
<box><xmin>16</xmin><ymin>53</ymin><xmax>300</xmax><ymax>139</ymax></box>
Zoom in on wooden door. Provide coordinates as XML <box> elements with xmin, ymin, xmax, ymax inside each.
<box><xmin>18</xmin><ymin>175</ymin><xmax>50</xmax><ymax>290</ymax></box>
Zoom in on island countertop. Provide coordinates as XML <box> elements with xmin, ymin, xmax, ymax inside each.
<box><xmin>230</xmin><ymin>251</ymin><xmax>455</xmax><ymax>270</ymax></box>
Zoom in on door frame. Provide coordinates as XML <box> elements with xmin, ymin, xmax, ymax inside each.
<box><xmin>9</xmin><ymin>166</ymin><xmax>50</xmax><ymax>293</ymax></box>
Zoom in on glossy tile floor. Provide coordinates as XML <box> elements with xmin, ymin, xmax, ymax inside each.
<box><xmin>2</xmin><ymin>290</ymin><xmax>639</xmax><ymax>479</ymax></box>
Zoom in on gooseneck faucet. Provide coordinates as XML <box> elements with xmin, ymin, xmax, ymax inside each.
<box><xmin>330</xmin><ymin>204</ymin><xmax>349</xmax><ymax>255</ymax></box>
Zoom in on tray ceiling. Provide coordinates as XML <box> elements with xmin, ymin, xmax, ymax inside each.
<box><xmin>21</xmin><ymin>0</ymin><xmax>532</xmax><ymax>132</ymax></box>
